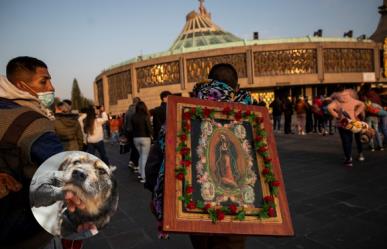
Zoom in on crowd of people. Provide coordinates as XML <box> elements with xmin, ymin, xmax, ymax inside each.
<box><xmin>264</xmin><ymin>94</ymin><xmax>335</xmax><ymax>136</ymax></box>
<box><xmin>259</xmin><ymin>84</ymin><xmax>386</xmax><ymax>167</ymax></box>
<box><xmin>53</xmin><ymin>65</ymin><xmax>387</xmax><ymax>244</ymax></box>
<box><xmin>0</xmin><ymin>56</ymin><xmax>386</xmax><ymax>249</ymax></box>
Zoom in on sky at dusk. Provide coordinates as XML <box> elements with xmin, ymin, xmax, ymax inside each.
<box><xmin>0</xmin><ymin>0</ymin><xmax>382</xmax><ymax>100</ymax></box>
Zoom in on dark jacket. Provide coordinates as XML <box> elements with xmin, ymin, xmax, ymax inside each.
<box><xmin>282</xmin><ymin>98</ymin><xmax>294</xmax><ymax>116</ymax></box>
<box><xmin>54</xmin><ymin>113</ymin><xmax>83</xmax><ymax>151</ymax></box>
<box><xmin>124</xmin><ymin>104</ymin><xmax>136</xmax><ymax>133</ymax></box>
<box><xmin>270</xmin><ymin>99</ymin><xmax>283</xmax><ymax>116</ymax></box>
<box><xmin>151</xmin><ymin>102</ymin><xmax>167</xmax><ymax>139</ymax></box>
<box><xmin>131</xmin><ymin>113</ymin><xmax>152</xmax><ymax>138</ymax></box>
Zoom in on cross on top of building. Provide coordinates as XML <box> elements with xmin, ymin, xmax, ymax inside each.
<box><xmin>199</xmin><ymin>0</ymin><xmax>206</xmax><ymax>15</ymax></box>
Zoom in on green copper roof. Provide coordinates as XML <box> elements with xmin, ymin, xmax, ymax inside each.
<box><xmin>169</xmin><ymin>1</ymin><xmax>242</xmax><ymax>51</ymax></box>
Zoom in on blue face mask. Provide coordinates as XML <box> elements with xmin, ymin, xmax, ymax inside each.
<box><xmin>20</xmin><ymin>81</ymin><xmax>55</xmax><ymax>108</ymax></box>
<box><xmin>36</xmin><ymin>91</ymin><xmax>55</xmax><ymax>108</ymax></box>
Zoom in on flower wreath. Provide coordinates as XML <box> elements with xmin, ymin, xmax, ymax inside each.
<box><xmin>175</xmin><ymin>106</ymin><xmax>280</xmax><ymax>223</ymax></box>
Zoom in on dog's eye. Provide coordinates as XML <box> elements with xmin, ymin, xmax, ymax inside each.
<box><xmin>73</xmin><ymin>160</ymin><xmax>81</xmax><ymax>165</ymax></box>
<box><xmin>98</xmin><ymin>168</ymin><xmax>107</xmax><ymax>175</ymax></box>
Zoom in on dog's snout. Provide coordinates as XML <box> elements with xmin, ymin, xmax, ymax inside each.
<box><xmin>72</xmin><ymin>169</ymin><xmax>86</xmax><ymax>182</ymax></box>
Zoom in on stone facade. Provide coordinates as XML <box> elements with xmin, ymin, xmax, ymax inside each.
<box><xmin>95</xmin><ymin>40</ymin><xmax>384</xmax><ymax>114</ymax></box>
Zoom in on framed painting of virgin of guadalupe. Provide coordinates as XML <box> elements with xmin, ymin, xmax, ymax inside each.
<box><xmin>163</xmin><ymin>96</ymin><xmax>294</xmax><ymax>236</ymax></box>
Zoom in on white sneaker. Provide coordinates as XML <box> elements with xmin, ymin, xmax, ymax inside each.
<box><xmin>357</xmin><ymin>153</ymin><xmax>365</xmax><ymax>162</ymax></box>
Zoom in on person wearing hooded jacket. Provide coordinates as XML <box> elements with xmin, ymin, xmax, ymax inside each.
<box><xmin>0</xmin><ymin>56</ymin><xmax>88</xmax><ymax>249</ymax></box>
<box><xmin>328</xmin><ymin>86</ymin><xmax>365</xmax><ymax>167</ymax></box>
<box><xmin>54</xmin><ymin>101</ymin><xmax>83</xmax><ymax>151</ymax></box>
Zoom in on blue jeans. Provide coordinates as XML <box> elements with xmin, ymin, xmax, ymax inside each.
<box><xmin>86</xmin><ymin>140</ymin><xmax>110</xmax><ymax>165</ymax></box>
<box><xmin>366</xmin><ymin>116</ymin><xmax>383</xmax><ymax>149</ymax></box>
<box><xmin>338</xmin><ymin>128</ymin><xmax>362</xmax><ymax>160</ymax></box>
<box><xmin>133</xmin><ymin>137</ymin><xmax>151</xmax><ymax>180</ymax></box>
<box><xmin>110</xmin><ymin>131</ymin><xmax>119</xmax><ymax>144</ymax></box>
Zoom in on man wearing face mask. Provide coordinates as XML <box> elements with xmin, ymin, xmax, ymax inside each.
<box><xmin>0</xmin><ymin>56</ymin><xmax>85</xmax><ymax>249</ymax></box>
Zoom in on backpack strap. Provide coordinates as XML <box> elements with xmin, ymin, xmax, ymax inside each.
<box><xmin>0</xmin><ymin>111</ymin><xmax>46</xmax><ymax>146</ymax></box>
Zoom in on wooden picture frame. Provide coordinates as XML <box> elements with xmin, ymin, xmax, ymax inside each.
<box><xmin>164</xmin><ymin>96</ymin><xmax>294</xmax><ymax>236</ymax></box>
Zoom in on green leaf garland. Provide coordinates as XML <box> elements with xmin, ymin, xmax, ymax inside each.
<box><xmin>176</xmin><ymin>107</ymin><xmax>280</xmax><ymax>223</ymax></box>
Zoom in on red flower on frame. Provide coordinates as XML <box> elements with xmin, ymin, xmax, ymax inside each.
<box><xmin>228</xmin><ymin>204</ymin><xmax>238</xmax><ymax>214</ymax></box>
<box><xmin>271</xmin><ymin>180</ymin><xmax>280</xmax><ymax>187</ymax></box>
<box><xmin>176</xmin><ymin>173</ymin><xmax>184</xmax><ymax>181</ymax></box>
<box><xmin>255</xmin><ymin>116</ymin><xmax>264</xmax><ymax>124</ymax></box>
<box><xmin>191</xmin><ymin>107</ymin><xmax>196</xmax><ymax>114</ymax></box>
<box><xmin>234</xmin><ymin>110</ymin><xmax>243</xmax><ymax>121</ymax></box>
<box><xmin>181</xmin><ymin>160</ymin><xmax>191</xmax><ymax>168</ymax></box>
<box><xmin>183</xmin><ymin>111</ymin><xmax>191</xmax><ymax>120</ymax></box>
<box><xmin>203</xmin><ymin>107</ymin><xmax>212</xmax><ymax>118</ymax></box>
<box><xmin>203</xmin><ymin>203</ymin><xmax>212</xmax><ymax>212</ymax></box>
<box><xmin>244</xmin><ymin>110</ymin><xmax>251</xmax><ymax>116</ymax></box>
<box><xmin>187</xmin><ymin>201</ymin><xmax>196</xmax><ymax>210</ymax></box>
<box><xmin>180</xmin><ymin>147</ymin><xmax>190</xmax><ymax>156</ymax></box>
<box><xmin>216</xmin><ymin>209</ymin><xmax>225</xmax><ymax>221</ymax></box>
<box><xmin>263</xmin><ymin>195</ymin><xmax>274</xmax><ymax>203</ymax></box>
<box><xmin>262</xmin><ymin>168</ymin><xmax>270</xmax><ymax>175</ymax></box>
<box><xmin>222</xmin><ymin>106</ymin><xmax>232</xmax><ymax>115</ymax></box>
<box><xmin>186</xmin><ymin>186</ymin><xmax>193</xmax><ymax>194</ymax></box>
<box><xmin>257</xmin><ymin>146</ymin><xmax>268</xmax><ymax>153</ymax></box>
<box><xmin>180</xmin><ymin>134</ymin><xmax>187</xmax><ymax>141</ymax></box>
<box><xmin>264</xmin><ymin>157</ymin><xmax>272</xmax><ymax>163</ymax></box>
<box><xmin>183</xmin><ymin>122</ymin><xmax>191</xmax><ymax>131</ymax></box>
<box><xmin>268</xmin><ymin>207</ymin><xmax>276</xmax><ymax>217</ymax></box>
<box><xmin>254</xmin><ymin>135</ymin><xmax>263</xmax><ymax>142</ymax></box>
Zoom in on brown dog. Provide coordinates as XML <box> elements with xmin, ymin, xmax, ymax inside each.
<box><xmin>58</xmin><ymin>153</ymin><xmax>118</xmax><ymax>238</ymax></box>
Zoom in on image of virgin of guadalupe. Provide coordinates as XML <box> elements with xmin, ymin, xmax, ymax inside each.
<box><xmin>215</xmin><ymin>134</ymin><xmax>240</xmax><ymax>188</ymax></box>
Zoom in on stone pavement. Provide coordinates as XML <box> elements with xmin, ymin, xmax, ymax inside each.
<box><xmin>83</xmin><ymin>133</ymin><xmax>387</xmax><ymax>249</ymax></box>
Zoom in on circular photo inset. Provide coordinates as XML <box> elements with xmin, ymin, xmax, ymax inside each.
<box><xmin>29</xmin><ymin>151</ymin><xmax>118</xmax><ymax>240</ymax></box>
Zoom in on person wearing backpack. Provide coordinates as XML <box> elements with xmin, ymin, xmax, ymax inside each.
<box><xmin>0</xmin><ymin>56</ymin><xmax>85</xmax><ymax>249</ymax></box>
<box><xmin>54</xmin><ymin>101</ymin><xmax>84</xmax><ymax>151</ymax></box>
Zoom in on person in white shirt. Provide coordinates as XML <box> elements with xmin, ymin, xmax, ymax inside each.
<box><xmin>82</xmin><ymin>106</ymin><xmax>110</xmax><ymax>165</ymax></box>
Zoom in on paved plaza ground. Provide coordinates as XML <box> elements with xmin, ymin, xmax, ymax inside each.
<box><xmin>84</xmin><ymin>132</ymin><xmax>387</xmax><ymax>249</ymax></box>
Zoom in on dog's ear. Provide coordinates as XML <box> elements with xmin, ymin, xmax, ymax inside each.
<box><xmin>109</xmin><ymin>165</ymin><xmax>117</xmax><ymax>172</ymax></box>
<box><xmin>59</xmin><ymin>157</ymin><xmax>72</xmax><ymax>170</ymax></box>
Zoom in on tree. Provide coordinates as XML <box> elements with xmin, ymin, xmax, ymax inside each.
<box><xmin>71</xmin><ymin>78</ymin><xmax>94</xmax><ymax>111</ymax></box>
<box><xmin>71</xmin><ymin>78</ymin><xmax>82</xmax><ymax>111</ymax></box>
